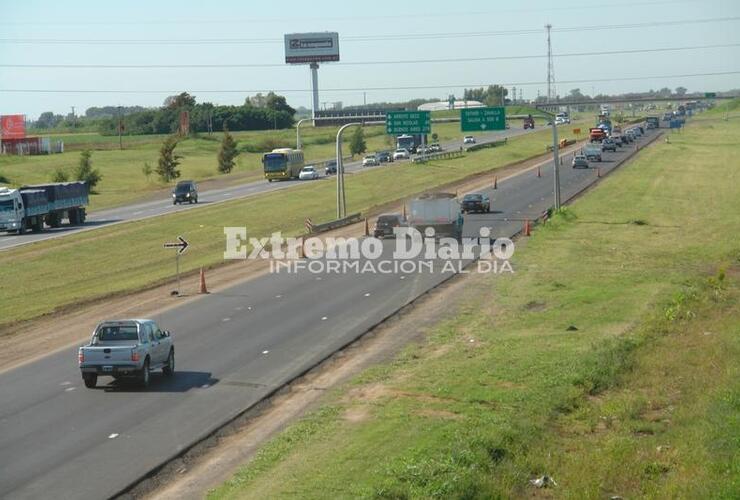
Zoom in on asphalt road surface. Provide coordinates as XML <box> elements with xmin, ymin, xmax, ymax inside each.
<box><xmin>0</xmin><ymin>126</ymin><xmax>657</xmax><ymax>499</ymax></box>
<box><xmin>0</xmin><ymin>125</ymin><xmax>538</xmax><ymax>252</ymax></box>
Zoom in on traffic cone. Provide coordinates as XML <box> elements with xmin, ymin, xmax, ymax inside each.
<box><xmin>493</xmin><ymin>176</ymin><xmax>498</xmax><ymax>189</ymax></box>
<box><xmin>597</xmin><ymin>167</ymin><xmax>602</xmax><ymax>178</ymax></box>
<box><xmin>199</xmin><ymin>267</ymin><xmax>209</xmax><ymax>294</ymax></box>
<box><xmin>537</xmin><ymin>166</ymin><xmax>542</xmax><ymax>178</ymax></box>
<box><xmin>524</xmin><ymin>219</ymin><xmax>531</xmax><ymax>236</ymax></box>
<box><xmin>364</xmin><ymin>217</ymin><xmax>369</xmax><ymax>236</ymax></box>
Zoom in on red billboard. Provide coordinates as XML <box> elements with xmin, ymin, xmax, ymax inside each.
<box><xmin>1</xmin><ymin>115</ymin><xmax>26</xmax><ymax>139</ymax></box>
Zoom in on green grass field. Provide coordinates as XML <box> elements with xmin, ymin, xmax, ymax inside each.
<box><xmin>0</xmin><ymin>124</ymin><xmax>585</xmax><ymax>330</ymax></box>
<box><xmin>207</xmin><ymin>102</ymin><xmax>740</xmax><ymax>498</ymax></box>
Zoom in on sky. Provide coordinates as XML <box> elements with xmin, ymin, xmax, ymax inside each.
<box><xmin>0</xmin><ymin>0</ymin><xmax>738</xmax><ymax>119</ymax></box>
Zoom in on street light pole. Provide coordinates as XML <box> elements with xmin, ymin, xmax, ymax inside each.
<box><xmin>335</xmin><ymin>122</ymin><xmax>361</xmax><ymax>218</ymax></box>
<box><xmin>296</xmin><ymin>118</ymin><xmax>310</xmax><ymax>149</ymax></box>
<box><xmin>551</xmin><ymin>120</ymin><xmax>561</xmax><ymax>210</ymax></box>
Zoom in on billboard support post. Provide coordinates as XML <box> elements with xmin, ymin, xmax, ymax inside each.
<box><xmin>310</xmin><ymin>62</ymin><xmax>320</xmax><ymax>125</ymax></box>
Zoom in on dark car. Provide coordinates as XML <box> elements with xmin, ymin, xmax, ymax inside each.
<box><xmin>602</xmin><ymin>138</ymin><xmax>617</xmax><ymax>152</ymax></box>
<box><xmin>324</xmin><ymin>160</ymin><xmax>337</xmax><ymax>175</ymax></box>
<box><xmin>373</xmin><ymin>213</ymin><xmax>406</xmax><ymax>238</ymax></box>
<box><xmin>376</xmin><ymin>151</ymin><xmax>393</xmax><ymax>163</ymax></box>
<box><xmin>172</xmin><ymin>180</ymin><xmax>198</xmax><ymax>205</ymax></box>
<box><xmin>461</xmin><ymin>193</ymin><xmax>491</xmax><ymax>214</ymax></box>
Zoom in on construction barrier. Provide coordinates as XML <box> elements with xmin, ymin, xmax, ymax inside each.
<box><xmin>307</xmin><ymin>213</ymin><xmax>363</xmax><ymax>234</ymax></box>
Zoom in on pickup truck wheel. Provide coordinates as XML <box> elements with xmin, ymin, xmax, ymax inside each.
<box><xmin>82</xmin><ymin>373</ymin><xmax>97</xmax><ymax>388</ymax></box>
<box><xmin>139</xmin><ymin>359</ymin><xmax>150</xmax><ymax>387</ymax></box>
<box><xmin>163</xmin><ymin>349</ymin><xmax>175</xmax><ymax>376</ymax></box>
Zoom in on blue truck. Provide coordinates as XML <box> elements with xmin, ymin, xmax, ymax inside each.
<box><xmin>0</xmin><ymin>181</ymin><xmax>89</xmax><ymax>234</ymax></box>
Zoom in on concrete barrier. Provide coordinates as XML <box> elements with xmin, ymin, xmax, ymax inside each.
<box><xmin>307</xmin><ymin>212</ymin><xmax>362</xmax><ymax>234</ymax></box>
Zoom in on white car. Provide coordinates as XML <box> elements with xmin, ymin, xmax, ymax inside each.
<box><xmin>463</xmin><ymin>136</ymin><xmax>476</xmax><ymax>144</ymax></box>
<box><xmin>393</xmin><ymin>149</ymin><xmax>410</xmax><ymax>160</ymax></box>
<box><xmin>298</xmin><ymin>165</ymin><xmax>319</xmax><ymax>180</ymax></box>
<box><xmin>362</xmin><ymin>155</ymin><xmax>379</xmax><ymax>167</ymax></box>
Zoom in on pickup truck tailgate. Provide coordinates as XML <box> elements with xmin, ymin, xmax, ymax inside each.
<box><xmin>81</xmin><ymin>345</ymin><xmax>135</xmax><ymax>365</ymax></box>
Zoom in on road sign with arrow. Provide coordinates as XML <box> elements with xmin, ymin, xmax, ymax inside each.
<box><xmin>163</xmin><ymin>235</ymin><xmax>189</xmax><ymax>255</ymax></box>
<box><xmin>461</xmin><ymin>107</ymin><xmax>506</xmax><ymax>132</ymax></box>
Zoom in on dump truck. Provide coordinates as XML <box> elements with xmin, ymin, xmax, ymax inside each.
<box><xmin>0</xmin><ymin>181</ymin><xmax>88</xmax><ymax>234</ymax></box>
<box><xmin>408</xmin><ymin>193</ymin><xmax>463</xmax><ymax>241</ymax></box>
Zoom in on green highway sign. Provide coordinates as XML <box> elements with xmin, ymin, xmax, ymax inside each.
<box><xmin>386</xmin><ymin>111</ymin><xmax>431</xmax><ymax>134</ymax></box>
<box><xmin>461</xmin><ymin>107</ymin><xmax>506</xmax><ymax>132</ymax></box>
<box><xmin>704</xmin><ymin>92</ymin><xmax>717</xmax><ymax>98</ymax></box>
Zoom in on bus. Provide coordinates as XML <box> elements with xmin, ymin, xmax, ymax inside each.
<box><xmin>262</xmin><ymin>148</ymin><xmax>305</xmax><ymax>181</ymax></box>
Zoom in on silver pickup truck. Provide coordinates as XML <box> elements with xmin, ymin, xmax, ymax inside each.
<box><xmin>78</xmin><ymin>319</ymin><xmax>174</xmax><ymax>388</ymax></box>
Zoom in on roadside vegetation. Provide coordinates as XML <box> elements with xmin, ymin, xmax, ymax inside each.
<box><xmin>0</xmin><ymin>107</ymin><xmax>588</xmax><ymax>210</ymax></box>
<box><xmin>207</xmin><ymin>102</ymin><xmax>740</xmax><ymax>498</ymax></box>
<box><xmin>0</xmin><ymin>124</ymin><xmax>583</xmax><ymax>330</ymax></box>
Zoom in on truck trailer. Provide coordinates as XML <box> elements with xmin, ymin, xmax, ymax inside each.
<box><xmin>407</xmin><ymin>193</ymin><xmax>463</xmax><ymax>241</ymax></box>
<box><xmin>0</xmin><ymin>181</ymin><xmax>88</xmax><ymax>234</ymax></box>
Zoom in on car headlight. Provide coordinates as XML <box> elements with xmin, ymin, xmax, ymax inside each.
<box><xmin>172</xmin><ymin>193</ymin><xmax>176</xmax><ymax>198</ymax></box>
<box><xmin>186</xmin><ymin>193</ymin><xmax>190</xmax><ymax>198</ymax></box>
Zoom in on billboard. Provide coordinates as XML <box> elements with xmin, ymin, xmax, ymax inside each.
<box><xmin>284</xmin><ymin>32</ymin><xmax>339</xmax><ymax>64</ymax></box>
<box><xmin>1</xmin><ymin>114</ymin><xmax>26</xmax><ymax>139</ymax></box>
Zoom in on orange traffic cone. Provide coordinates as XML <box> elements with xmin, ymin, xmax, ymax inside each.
<box><xmin>524</xmin><ymin>219</ymin><xmax>531</xmax><ymax>236</ymax></box>
<box><xmin>199</xmin><ymin>267</ymin><xmax>209</xmax><ymax>294</ymax></box>
<box><xmin>493</xmin><ymin>176</ymin><xmax>498</xmax><ymax>189</ymax></box>
<box><xmin>364</xmin><ymin>217</ymin><xmax>369</xmax><ymax>236</ymax></box>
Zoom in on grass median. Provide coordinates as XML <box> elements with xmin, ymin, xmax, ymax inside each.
<box><xmin>1</xmin><ymin>124</ymin><xmax>580</xmax><ymax>331</ymax></box>
<box><xmin>207</xmin><ymin>104</ymin><xmax>740</xmax><ymax>498</ymax></box>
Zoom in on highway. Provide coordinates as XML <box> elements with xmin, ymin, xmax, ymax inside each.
<box><xmin>0</xmin><ymin>125</ymin><xmax>658</xmax><ymax>499</ymax></box>
<box><xmin>0</xmin><ymin>125</ymin><xmax>539</xmax><ymax>252</ymax></box>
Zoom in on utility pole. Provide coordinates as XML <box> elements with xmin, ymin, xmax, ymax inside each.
<box><xmin>545</xmin><ymin>24</ymin><xmax>556</xmax><ymax>103</ymax></box>
<box><xmin>363</xmin><ymin>92</ymin><xmax>367</xmax><ymax>108</ymax></box>
<box><xmin>117</xmin><ymin>106</ymin><xmax>123</xmax><ymax>151</ymax></box>
<box><xmin>551</xmin><ymin>119</ymin><xmax>561</xmax><ymax>211</ymax></box>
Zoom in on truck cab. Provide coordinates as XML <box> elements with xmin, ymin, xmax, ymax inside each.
<box><xmin>0</xmin><ymin>188</ymin><xmax>25</xmax><ymax>233</ymax></box>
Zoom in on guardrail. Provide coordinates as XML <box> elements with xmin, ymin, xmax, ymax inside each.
<box><xmin>466</xmin><ymin>138</ymin><xmax>508</xmax><ymax>152</ymax></box>
<box><xmin>412</xmin><ymin>149</ymin><xmax>465</xmax><ymax>163</ymax></box>
<box><xmin>307</xmin><ymin>212</ymin><xmax>362</xmax><ymax>234</ymax></box>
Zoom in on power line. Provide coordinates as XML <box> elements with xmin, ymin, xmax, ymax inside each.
<box><xmin>1</xmin><ymin>70</ymin><xmax>737</xmax><ymax>94</ymax></box>
<box><xmin>0</xmin><ymin>16</ymin><xmax>737</xmax><ymax>45</ymax></box>
<box><xmin>2</xmin><ymin>43</ymin><xmax>737</xmax><ymax>69</ymax></box>
<box><xmin>0</xmin><ymin>1</ymin><xmax>703</xmax><ymax>26</ymax></box>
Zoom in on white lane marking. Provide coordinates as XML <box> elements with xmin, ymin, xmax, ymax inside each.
<box><xmin>247</xmin><ymin>306</ymin><xmax>252</xmax><ymax>310</ymax></box>
<box><xmin>275</xmin><ymin>294</ymin><xmax>282</xmax><ymax>298</ymax></box>
<box><xmin>108</xmin><ymin>433</ymin><xmax>119</xmax><ymax>439</ymax></box>
<box><xmin>60</xmin><ymin>381</ymin><xmax>72</xmax><ymax>386</ymax></box>
<box><xmin>222</xmin><ymin>193</ymin><xmax>232</xmax><ymax>197</ymax></box>
<box><xmin>133</xmin><ymin>211</ymin><xmax>143</xmax><ymax>215</ymax></box>
<box><xmin>315</xmin><ymin>276</ymin><xmax>323</xmax><ymax>281</ymax></box>
<box><xmin>222</xmin><ymin>317</ymin><xmax>231</xmax><ymax>322</ymax></box>
<box><xmin>201</xmin><ymin>384</ymin><xmax>210</xmax><ymax>389</ymax></box>
<box><xmin>364</xmin><ymin>292</ymin><xmax>371</xmax><ymax>297</ymax></box>
<box><xmin>321</xmin><ymin>316</ymin><xmax>328</xmax><ymax>321</ymax></box>
<box><xmin>262</xmin><ymin>350</ymin><xmax>269</xmax><ymax>355</ymax></box>
<box><xmin>65</xmin><ymin>387</ymin><xmax>76</xmax><ymax>392</ymax></box>
<box><xmin>400</xmin><ymin>276</ymin><xmax>406</xmax><ymax>280</ymax></box>
<box><xmin>235</xmin><ymin>306</ymin><xmax>244</xmax><ymax>311</ymax></box>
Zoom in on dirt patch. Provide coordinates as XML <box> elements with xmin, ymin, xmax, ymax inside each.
<box><xmin>524</xmin><ymin>300</ymin><xmax>547</xmax><ymax>312</ymax></box>
<box><xmin>343</xmin><ymin>406</ymin><xmax>372</xmax><ymax>423</ymax></box>
<box><xmin>416</xmin><ymin>408</ymin><xmax>464</xmax><ymax>420</ymax></box>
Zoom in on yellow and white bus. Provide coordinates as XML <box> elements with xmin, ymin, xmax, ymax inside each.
<box><xmin>262</xmin><ymin>148</ymin><xmax>305</xmax><ymax>181</ymax></box>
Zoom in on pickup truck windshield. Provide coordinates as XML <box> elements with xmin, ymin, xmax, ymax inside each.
<box><xmin>96</xmin><ymin>325</ymin><xmax>139</xmax><ymax>341</ymax></box>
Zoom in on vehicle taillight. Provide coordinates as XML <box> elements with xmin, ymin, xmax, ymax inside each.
<box><xmin>78</xmin><ymin>351</ymin><xmax>84</xmax><ymax>364</ymax></box>
<box><xmin>131</xmin><ymin>350</ymin><xmax>140</xmax><ymax>362</ymax></box>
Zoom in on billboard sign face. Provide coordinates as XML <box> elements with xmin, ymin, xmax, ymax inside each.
<box><xmin>1</xmin><ymin>114</ymin><xmax>26</xmax><ymax>139</ymax></box>
<box><xmin>285</xmin><ymin>32</ymin><xmax>340</xmax><ymax>64</ymax></box>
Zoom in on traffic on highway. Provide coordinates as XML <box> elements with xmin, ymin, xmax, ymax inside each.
<box><xmin>1</xmin><ymin>2</ymin><xmax>736</xmax><ymax>498</ymax></box>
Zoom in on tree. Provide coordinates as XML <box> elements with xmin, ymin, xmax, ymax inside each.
<box><xmin>431</xmin><ymin>133</ymin><xmax>439</xmax><ymax>143</ymax></box>
<box><xmin>265</xmin><ymin>92</ymin><xmax>295</xmax><ymax>115</ymax></box>
<box><xmin>163</xmin><ymin>92</ymin><xmax>196</xmax><ymax>109</ymax></box>
<box><xmin>141</xmin><ymin>162</ymin><xmax>153</xmax><ymax>181</ymax></box>
<box><xmin>35</xmin><ymin>111</ymin><xmax>64</xmax><ymax>129</ymax></box>
<box><xmin>675</xmin><ymin>86</ymin><xmax>688</xmax><ymax>96</ymax></box>
<box><xmin>51</xmin><ymin>168</ymin><xmax>68</xmax><ymax>183</ymax></box>
<box><xmin>349</xmin><ymin>127</ymin><xmax>366</xmax><ymax>157</ymax></box>
<box><xmin>217</xmin><ymin>127</ymin><xmax>238</xmax><ymax>174</ymax></box>
<box><xmin>74</xmin><ymin>150</ymin><xmax>102</xmax><ymax>192</ymax></box>
<box><xmin>156</xmin><ymin>136</ymin><xmax>182</xmax><ymax>183</ymax></box>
